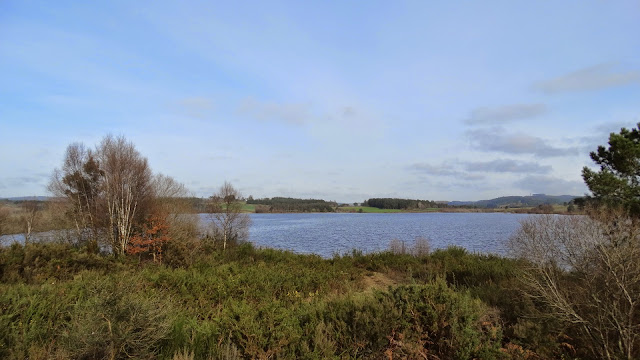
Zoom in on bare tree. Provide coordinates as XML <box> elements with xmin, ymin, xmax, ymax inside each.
<box><xmin>207</xmin><ymin>182</ymin><xmax>251</xmax><ymax>250</ymax></box>
<box><xmin>509</xmin><ymin>211</ymin><xmax>640</xmax><ymax>360</ymax></box>
<box><xmin>97</xmin><ymin>135</ymin><xmax>153</xmax><ymax>256</ymax></box>
<box><xmin>388</xmin><ymin>237</ymin><xmax>430</xmax><ymax>256</ymax></box>
<box><xmin>48</xmin><ymin>143</ymin><xmax>103</xmax><ymax>245</ymax></box>
<box><xmin>0</xmin><ymin>204</ymin><xmax>10</xmax><ymax>236</ymax></box>
<box><xmin>152</xmin><ymin>174</ymin><xmax>199</xmax><ymax>241</ymax></box>
<box><xmin>19</xmin><ymin>201</ymin><xmax>41</xmax><ymax>244</ymax></box>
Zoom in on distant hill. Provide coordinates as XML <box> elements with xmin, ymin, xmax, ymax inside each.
<box><xmin>448</xmin><ymin>194</ymin><xmax>579</xmax><ymax>208</ymax></box>
<box><xmin>1</xmin><ymin>196</ymin><xmax>51</xmax><ymax>202</ymax></box>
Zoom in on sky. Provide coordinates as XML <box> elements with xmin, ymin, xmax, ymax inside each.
<box><xmin>1</xmin><ymin>1</ymin><xmax>639</xmax><ymax>203</ymax></box>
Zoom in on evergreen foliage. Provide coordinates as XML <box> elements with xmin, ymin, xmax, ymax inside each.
<box><xmin>246</xmin><ymin>197</ymin><xmax>337</xmax><ymax>212</ymax></box>
<box><xmin>583</xmin><ymin>123</ymin><xmax>640</xmax><ymax>216</ymax></box>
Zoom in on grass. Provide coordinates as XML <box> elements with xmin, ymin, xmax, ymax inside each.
<box><xmin>241</xmin><ymin>203</ymin><xmax>255</xmax><ymax>212</ymax></box>
<box><xmin>338</xmin><ymin>206</ymin><xmax>405</xmax><ymax>213</ymax></box>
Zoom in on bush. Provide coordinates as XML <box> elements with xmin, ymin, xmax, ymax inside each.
<box><xmin>388</xmin><ymin>237</ymin><xmax>431</xmax><ymax>257</ymax></box>
<box><xmin>63</xmin><ymin>273</ymin><xmax>173</xmax><ymax>359</ymax></box>
<box><xmin>509</xmin><ymin>211</ymin><xmax>640</xmax><ymax>359</ymax></box>
<box><xmin>0</xmin><ymin>271</ymin><xmax>173</xmax><ymax>360</ymax></box>
<box><xmin>0</xmin><ymin>241</ymin><xmax>568</xmax><ymax>358</ymax></box>
<box><xmin>317</xmin><ymin>280</ymin><xmax>503</xmax><ymax>359</ymax></box>
<box><xmin>0</xmin><ymin>242</ymin><xmax>120</xmax><ymax>284</ymax></box>
<box><xmin>0</xmin><ymin>282</ymin><xmax>69</xmax><ymax>358</ymax></box>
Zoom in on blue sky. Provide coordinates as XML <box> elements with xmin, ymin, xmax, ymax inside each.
<box><xmin>1</xmin><ymin>1</ymin><xmax>639</xmax><ymax>202</ymax></box>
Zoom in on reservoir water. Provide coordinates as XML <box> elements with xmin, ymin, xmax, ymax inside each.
<box><xmin>207</xmin><ymin>212</ymin><xmax>530</xmax><ymax>257</ymax></box>
<box><xmin>2</xmin><ymin>213</ymin><xmax>530</xmax><ymax>258</ymax></box>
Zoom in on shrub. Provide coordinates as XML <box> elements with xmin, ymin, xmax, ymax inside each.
<box><xmin>63</xmin><ymin>272</ymin><xmax>173</xmax><ymax>359</ymax></box>
<box><xmin>0</xmin><ymin>271</ymin><xmax>173</xmax><ymax>360</ymax></box>
<box><xmin>509</xmin><ymin>211</ymin><xmax>640</xmax><ymax>359</ymax></box>
<box><xmin>318</xmin><ymin>280</ymin><xmax>503</xmax><ymax>359</ymax></box>
<box><xmin>0</xmin><ymin>242</ymin><xmax>120</xmax><ymax>284</ymax></box>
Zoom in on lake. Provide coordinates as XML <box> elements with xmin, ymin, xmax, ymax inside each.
<box><xmin>204</xmin><ymin>212</ymin><xmax>530</xmax><ymax>257</ymax></box>
<box><xmin>2</xmin><ymin>213</ymin><xmax>530</xmax><ymax>258</ymax></box>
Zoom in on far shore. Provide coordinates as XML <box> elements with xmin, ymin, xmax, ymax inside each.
<box><xmin>236</xmin><ymin>204</ymin><xmax>580</xmax><ymax>215</ymax></box>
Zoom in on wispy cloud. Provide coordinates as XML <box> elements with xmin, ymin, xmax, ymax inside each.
<box><xmin>467</xmin><ymin>128</ymin><xmax>580</xmax><ymax>157</ymax></box>
<box><xmin>407</xmin><ymin>162</ymin><xmax>484</xmax><ymax>181</ymax></box>
<box><xmin>0</xmin><ymin>176</ymin><xmax>47</xmax><ymax>192</ymax></box>
<box><xmin>178</xmin><ymin>97</ymin><xmax>215</xmax><ymax>119</ymax></box>
<box><xmin>464</xmin><ymin>159</ymin><xmax>552</xmax><ymax>174</ymax></box>
<box><xmin>515</xmin><ymin>175</ymin><xmax>587</xmax><ymax>195</ymax></box>
<box><xmin>465</xmin><ymin>103</ymin><xmax>547</xmax><ymax>125</ymax></box>
<box><xmin>238</xmin><ymin>97</ymin><xmax>310</xmax><ymax>125</ymax></box>
<box><xmin>534</xmin><ymin>64</ymin><xmax>640</xmax><ymax>93</ymax></box>
<box><xmin>566</xmin><ymin>120</ymin><xmax>639</xmax><ymax>154</ymax></box>
<box><xmin>408</xmin><ymin>163</ymin><xmax>459</xmax><ymax>176</ymax></box>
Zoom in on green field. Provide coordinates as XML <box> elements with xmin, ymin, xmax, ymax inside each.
<box><xmin>241</xmin><ymin>203</ymin><xmax>255</xmax><ymax>212</ymax></box>
<box><xmin>339</xmin><ymin>206</ymin><xmax>437</xmax><ymax>213</ymax></box>
<box><xmin>339</xmin><ymin>206</ymin><xmax>401</xmax><ymax>213</ymax></box>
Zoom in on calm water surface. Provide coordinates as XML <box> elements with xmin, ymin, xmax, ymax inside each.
<box><xmin>205</xmin><ymin>212</ymin><xmax>530</xmax><ymax>257</ymax></box>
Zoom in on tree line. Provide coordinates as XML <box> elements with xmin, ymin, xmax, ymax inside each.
<box><xmin>247</xmin><ymin>197</ymin><xmax>337</xmax><ymax>212</ymax></box>
<box><xmin>364</xmin><ymin>198</ymin><xmax>449</xmax><ymax>210</ymax></box>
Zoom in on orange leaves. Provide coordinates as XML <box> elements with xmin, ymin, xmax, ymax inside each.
<box><xmin>127</xmin><ymin>213</ymin><xmax>170</xmax><ymax>262</ymax></box>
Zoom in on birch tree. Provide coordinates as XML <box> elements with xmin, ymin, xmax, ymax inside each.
<box><xmin>19</xmin><ymin>201</ymin><xmax>41</xmax><ymax>245</ymax></box>
<box><xmin>207</xmin><ymin>182</ymin><xmax>251</xmax><ymax>250</ymax></box>
<box><xmin>97</xmin><ymin>135</ymin><xmax>153</xmax><ymax>256</ymax></box>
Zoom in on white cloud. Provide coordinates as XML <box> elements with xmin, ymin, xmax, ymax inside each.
<box><xmin>238</xmin><ymin>97</ymin><xmax>310</xmax><ymax>125</ymax></box>
<box><xmin>178</xmin><ymin>97</ymin><xmax>215</xmax><ymax>119</ymax></box>
<box><xmin>408</xmin><ymin>163</ymin><xmax>459</xmax><ymax>176</ymax></box>
<box><xmin>515</xmin><ymin>175</ymin><xmax>587</xmax><ymax>195</ymax></box>
<box><xmin>534</xmin><ymin>64</ymin><xmax>640</xmax><ymax>93</ymax></box>
<box><xmin>465</xmin><ymin>104</ymin><xmax>547</xmax><ymax>124</ymax></box>
<box><xmin>467</xmin><ymin>128</ymin><xmax>581</xmax><ymax>158</ymax></box>
<box><xmin>464</xmin><ymin>159</ymin><xmax>552</xmax><ymax>174</ymax></box>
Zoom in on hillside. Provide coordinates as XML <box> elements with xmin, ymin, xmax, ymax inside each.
<box><xmin>449</xmin><ymin>194</ymin><xmax>579</xmax><ymax>208</ymax></box>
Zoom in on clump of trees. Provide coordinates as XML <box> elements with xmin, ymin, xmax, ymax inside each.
<box><xmin>247</xmin><ymin>197</ymin><xmax>337</xmax><ymax>212</ymax></box>
<box><xmin>364</xmin><ymin>198</ymin><xmax>447</xmax><ymax>210</ymax></box>
<box><xmin>48</xmin><ymin>135</ymin><xmax>197</xmax><ymax>259</ymax></box>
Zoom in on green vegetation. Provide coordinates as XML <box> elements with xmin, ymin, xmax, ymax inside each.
<box><xmin>1</xmin><ymin>240</ymin><xmax>597</xmax><ymax>359</ymax></box>
<box><xmin>247</xmin><ymin>197</ymin><xmax>337</xmax><ymax>212</ymax></box>
<box><xmin>338</xmin><ymin>206</ymin><xmax>405</xmax><ymax>213</ymax></box>
<box><xmin>582</xmin><ymin>122</ymin><xmax>640</xmax><ymax>216</ymax></box>
<box><xmin>3</xmin><ymin>127</ymin><xmax>639</xmax><ymax>359</ymax></box>
<box><xmin>364</xmin><ymin>197</ymin><xmax>448</xmax><ymax>210</ymax></box>
<box><xmin>241</xmin><ymin>203</ymin><xmax>255</xmax><ymax>212</ymax></box>
<box><xmin>451</xmin><ymin>194</ymin><xmax>578</xmax><ymax>208</ymax></box>
<box><xmin>359</xmin><ymin>196</ymin><xmax>577</xmax><ymax>214</ymax></box>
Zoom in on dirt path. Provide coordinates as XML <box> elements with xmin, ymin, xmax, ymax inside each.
<box><xmin>360</xmin><ymin>272</ymin><xmax>398</xmax><ymax>292</ymax></box>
